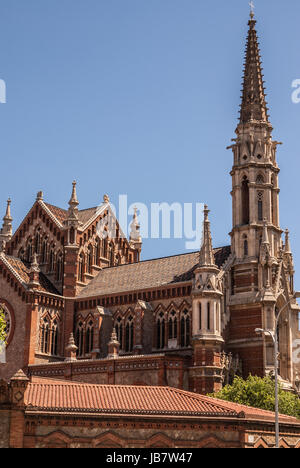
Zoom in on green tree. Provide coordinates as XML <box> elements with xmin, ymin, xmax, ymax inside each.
<box><xmin>211</xmin><ymin>375</ymin><xmax>300</xmax><ymax>419</ymax></box>
<box><xmin>0</xmin><ymin>309</ymin><xmax>7</xmax><ymax>344</ymax></box>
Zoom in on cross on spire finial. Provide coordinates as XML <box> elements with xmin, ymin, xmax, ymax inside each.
<box><xmin>249</xmin><ymin>1</ymin><xmax>255</xmax><ymax>19</ymax></box>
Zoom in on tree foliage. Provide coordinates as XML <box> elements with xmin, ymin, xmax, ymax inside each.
<box><xmin>0</xmin><ymin>308</ymin><xmax>7</xmax><ymax>344</ymax></box>
<box><xmin>211</xmin><ymin>375</ymin><xmax>300</xmax><ymax>419</ymax></box>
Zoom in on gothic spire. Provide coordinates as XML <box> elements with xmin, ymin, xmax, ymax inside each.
<box><xmin>199</xmin><ymin>205</ymin><xmax>216</xmax><ymax>267</ymax></box>
<box><xmin>239</xmin><ymin>16</ymin><xmax>269</xmax><ymax>125</ymax></box>
<box><xmin>0</xmin><ymin>198</ymin><xmax>13</xmax><ymax>241</ymax></box>
<box><xmin>68</xmin><ymin>181</ymin><xmax>79</xmax><ymax>220</ymax></box>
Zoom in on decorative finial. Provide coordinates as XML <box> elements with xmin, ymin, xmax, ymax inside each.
<box><xmin>284</xmin><ymin>229</ymin><xmax>292</xmax><ymax>254</ymax></box>
<box><xmin>103</xmin><ymin>194</ymin><xmax>110</xmax><ymax>204</ymax></box>
<box><xmin>36</xmin><ymin>191</ymin><xmax>44</xmax><ymax>201</ymax></box>
<box><xmin>199</xmin><ymin>205</ymin><xmax>216</xmax><ymax>267</ymax></box>
<box><xmin>31</xmin><ymin>253</ymin><xmax>40</xmax><ymax>273</ymax></box>
<box><xmin>130</xmin><ymin>207</ymin><xmax>142</xmax><ymax>243</ymax></box>
<box><xmin>249</xmin><ymin>1</ymin><xmax>255</xmax><ymax>19</ymax></box>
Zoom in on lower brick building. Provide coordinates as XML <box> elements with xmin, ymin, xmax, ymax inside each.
<box><xmin>1</xmin><ymin>370</ymin><xmax>300</xmax><ymax>449</ymax></box>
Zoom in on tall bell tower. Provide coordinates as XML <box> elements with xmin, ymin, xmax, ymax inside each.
<box><xmin>227</xmin><ymin>12</ymin><xmax>299</xmax><ymax>386</ymax></box>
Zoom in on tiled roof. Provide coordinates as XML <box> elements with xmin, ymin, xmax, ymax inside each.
<box><xmin>2</xmin><ymin>255</ymin><xmax>59</xmax><ymax>295</ymax></box>
<box><xmin>78</xmin><ymin>246</ymin><xmax>231</xmax><ymax>298</ymax></box>
<box><xmin>44</xmin><ymin>204</ymin><xmax>68</xmax><ymax>224</ymax></box>
<box><xmin>44</xmin><ymin>203</ymin><xmax>100</xmax><ymax>227</ymax></box>
<box><xmin>24</xmin><ymin>379</ymin><xmax>299</xmax><ymax>424</ymax></box>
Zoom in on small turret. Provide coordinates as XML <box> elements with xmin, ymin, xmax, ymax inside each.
<box><xmin>0</xmin><ymin>199</ymin><xmax>13</xmax><ymax>248</ymax></box>
<box><xmin>129</xmin><ymin>207</ymin><xmax>142</xmax><ymax>261</ymax></box>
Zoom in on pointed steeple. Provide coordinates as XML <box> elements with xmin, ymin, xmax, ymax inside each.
<box><xmin>67</xmin><ymin>181</ymin><xmax>79</xmax><ymax>221</ymax></box>
<box><xmin>199</xmin><ymin>206</ymin><xmax>216</xmax><ymax>267</ymax></box>
<box><xmin>0</xmin><ymin>199</ymin><xmax>13</xmax><ymax>247</ymax></box>
<box><xmin>239</xmin><ymin>16</ymin><xmax>269</xmax><ymax>125</ymax></box>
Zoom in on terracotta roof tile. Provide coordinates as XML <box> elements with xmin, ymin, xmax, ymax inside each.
<box><xmin>3</xmin><ymin>255</ymin><xmax>59</xmax><ymax>295</ymax></box>
<box><xmin>24</xmin><ymin>379</ymin><xmax>300</xmax><ymax>424</ymax></box>
<box><xmin>78</xmin><ymin>246</ymin><xmax>231</xmax><ymax>298</ymax></box>
<box><xmin>44</xmin><ymin>203</ymin><xmax>100</xmax><ymax>227</ymax></box>
<box><xmin>44</xmin><ymin>204</ymin><xmax>68</xmax><ymax>224</ymax></box>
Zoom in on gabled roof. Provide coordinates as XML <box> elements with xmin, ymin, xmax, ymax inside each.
<box><xmin>24</xmin><ymin>378</ymin><xmax>300</xmax><ymax>424</ymax></box>
<box><xmin>78</xmin><ymin>246</ymin><xmax>231</xmax><ymax>298</ymax></box>
<box><xmin>44</xmin><ymin>203</ymin><xmax>99</xmax><ymax>227</ymax></box>
<box><xmin>1</xmin><ymin>254</ymin><xmax>59</xmax><ymax>295</ymax></box>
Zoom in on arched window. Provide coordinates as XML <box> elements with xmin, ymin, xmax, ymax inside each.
<box><xmin>40</xmin><ymin>318</ymin><xmax>50</xmax><ymax>354</ymax></box>
<box><xmin>115</xmin><ymin>316</ymin><xmax>123</xmax><ymax>350</ymax></box>
<box><xmin>26</xmin><ymin>239</ymin><xmax>33</xmax><ymax>263</ymax></box>
<box><xmin>41</xmin><ymin>238</ymin><xmax>48</xmax><ymax>264</ymax></box>
<box><xmin>51</xmin><ymin>320</ymin><xmax>59</xmax><ymax>356</ymax></box>
<box><xmin>207</xmin><ymin>302</ymin><xmax>211</xmax><ymax>331</ymax></box>
<box><xmin>258</xmin><ymin>191</ymin><xmax>263</xmax><ymax>221</ymax></box>
<box><xmin>75</xmin><ymin>322</ymin><xmax>84</xmax><ymax>357</ymax></box>
<box><xmin>156</xmin><ymin>312</ymin><xmax>165</xmax><ymax>350</ymax></box>
<box><xmin>78</xmin><ymin>253</ymin><xmax>85</xmax><ymax>282</ymax></box>
<box><xmin>168</xmin><ymin>310</ymin><xmax>177</xmax><ymax>340</ymax></box>
<box><xmin>87</xmin><ymin>245</ymin><xmax>93</xmax><ymax>274</ymax></box>
<box><xmin>103</xmin><ymin>239</ymin><xmax>108</xmax><ymax>259</ymax></box>
<box><xmin>180</xmin><ymin>309</ymin><xmax>190</xmax><ymax>347</ymax></box>
<box><xmin>199</xmin><ymin>303</ymin><xmax>202</xmax><ymax>330</ymax></box>
<box><xmin>110</xmin><ymin>243</ymin><xmax>114</xmax><ymax>266</ymax></box>
<box><xmin>95</xmin><ymin>238</ymin><xmax>100</xmax><ymax>266</ymax></box>
<box><xmin>241</xmin><ymin>176</ymin><xmax>250</xmax><ymax>225</ymax></box>
<box><xmin>125</xmin><ymin>315</ymin><xmax>134</xmax><ymax>352</ymax></box>
<box><xmin>85</xmin><ymin>320</ymin><xmax>94</xmax><ymax>354</ymax></box>
<box><xmin>34</xmin><ymin>229</ymin><xmax>41</xmax><ymax>255</ymax></box>
<box><xmin>49</xmin><ymin>247</ymin><xmax>55</xmax><ymax>272</ymax></box>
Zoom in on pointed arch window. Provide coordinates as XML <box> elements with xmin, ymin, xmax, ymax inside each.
<box><xmin>242</xmin><ymin>176</ymin><xmax>250</xmax><ymax>225</ymax></box>
<box><xmin>156</xmin><ymin>312</ymin><xmax>165</xmax><ymax>350</ymax></box>
<box><xmin>41</xmin><ymin>238</ymin><xmax>48</xmax><ymax>264</ymax></box>
<box><xmin>49</xmin><ymin>247</ymin><xmax>55</xmax><ymax>272</ymax></box>
<box><xmin>40</xmin><ymin>318</ymin><xmax>50</xmax><ymax>354</ymax></box>
<box><xmin>125</xmin><ymin>315</ymin><xmax>134</xmax><ymax>352</ymax></box>
<box><xmin>109</xmin><ymin>243</ymin><xmax>115</xmax><ymax>266</ymax></box>
<box><xmin>95</xmin><ymin>238</ymin><xmax>100</xmax><ymax>266</ymax></box>
<box><xmin>75</xmin><ymin>322</ymin><xmax>84</xmax><ymax>357</ymax></box>
<box><xmin>85</xmin><ymin>320</ymin><xmax>94</xmax><ymax>355</ymax></box>
<box><xmin>115</xmin><ymin>316</ymin><xmax>123</xmax><ymax>350</ymax></box>
<box><xmin>207</xmin><ymin>302</ymin><xmax>211</xmax><ymax>331</ymax></box>
<box><xmin>56</xmin><ymin>253</ymin><xmax>63</xmax><ymax>281</ymax></box>
<box><xmin>26</xmin><ymin>239</ymin><xmax>33</xmax><ymax>263</ymax></box>
<box><xmin>180</xmin><ymin>309</ymin><xmax>190</xmax><ymax>347</ymax></box>
<box><xmin>35</xmin><ymin>229</ymin><xmax>42</xmax><ymax>255</ymax></box>
<box><xmin>87</xmin><ymin>245</ymin><xmax>93</xmax><ymax>274</ymax></box>
<box><xmin>199</xmin><ymin>303</ymin><xmax>202</xmax><ymax>330</ymax></box>
<box><xmin>168</xmin><ymin>310</ymin><xmax>178</xmax><ymax>340</ymax></box>
<box><xmin>51</xmin><ymin>320</ymin><xmax>59</xmax><ymax>356</ymax></box>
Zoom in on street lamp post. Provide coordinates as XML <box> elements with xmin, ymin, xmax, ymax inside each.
<box><xmin>255</xmin><ymin>291</ymin><xmax>300</xmax><ymax>449</ymax></box>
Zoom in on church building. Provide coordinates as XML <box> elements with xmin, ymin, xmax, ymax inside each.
<box><xmin>1</xmin><ymin>12</ymin><xmax>300</xmax><ymax>401</ymax></box>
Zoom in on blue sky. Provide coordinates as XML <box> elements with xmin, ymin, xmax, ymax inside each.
<box><xmin>0</xmin><ymin>0</ymin><xmax>300</xmax><ymax>281</ymax></box>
